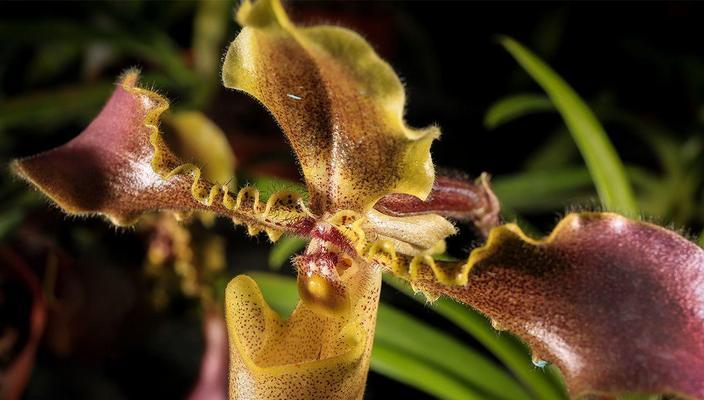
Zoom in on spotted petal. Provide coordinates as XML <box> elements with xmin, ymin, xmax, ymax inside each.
<box><xmin>12</xmin><ymin>71</ymin><xmax>314</xmax><ymax>237</ymax></box>
<box><xmin>225</xmin><ymin>260</ymin><xmax>381</xmax><ymax>399</ymax></box>
<box><xmin>407</xmin><ymin>213</ymin><xmax>704</xmax><ymax>399</ymax></box>
<box><xmin>222</xmin><ymin>0</ymin><xmax>438</xmax><ymax>214</ymax></box>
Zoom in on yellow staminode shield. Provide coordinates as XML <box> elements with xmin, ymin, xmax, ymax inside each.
<box><xmin>225</xmin><ymin>262</ymin><xmax>381</xmax><ymax>400</ymax></box>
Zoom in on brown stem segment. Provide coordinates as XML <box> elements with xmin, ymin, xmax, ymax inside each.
<box><xmin>374</xmin><ymin>173</ymin><xmax>500</xmax><ymax>236</ymax></box>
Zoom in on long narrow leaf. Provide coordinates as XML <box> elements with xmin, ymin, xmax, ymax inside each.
<box><xmin>523</xmin><ymin>130</ymin><xmax>578</xmax><ymax>171</ymax></box>
<box><xmin>484</xmin><ymin>93</ymin><xmax>554</xmax><ymax>129</ymax></box>
<box><xmin>376</xmin><ymin>305</ymin><xmax>531</xmax><ymax>400</ymax></box>
<box><xmin>492</xmin><ymin>167</ymin><xmax>593</xmax><ymax>212</ymax></box>
<box><xmin>247</xmin><ymin>272</ymin><xmax>528</xmax><ymax>400</ymax></box>
<box><xmin>0</xmin><ymin>83</ymin><xmax>112</xmax><ymax>130</ymax></box>
<box><xmin>371</xmin><ymin>341</ymin><xmax>485</xmax><ymax>400</ymax></box>
<box><xmin>500</xmin><ymin>36</ymin><xmax>638</xmax><ymax>215</ymax></box>
<box><xmin>384</xmin><ymin>276</ymin><xmax>567</xmax><ymax>400</ymax></box>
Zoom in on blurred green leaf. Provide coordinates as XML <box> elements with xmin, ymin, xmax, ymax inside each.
<box><xmin>603</xmin><ymin>110</ymin><xmax>683</xmax><ymax>176</ymax></box>
<box><xmin>376</xmin><ymin>305</ymin><xmax>531</xmax><ymax>400</ymax></box>
<box><xmin>191</xmin><ymin>0</ymin><xmax>231</xmax><ymax>105</ymax></box>
<box><xmin>492</xmin><ymin>167</ymin><xmax>593</xmax><ymax>212</ymax></box>
<box><xmin>0</xmin><ymin>83</ymin><xmax>112</xmax><ymax>130</ymax></box>
<box><xmin>246</xmin><ymin>271</ymin><xmax>300</xmax><ymax>316</ymax></box>
<box><xmin>523</xmin><ymin>130</ymin><xmax>578</xmax><ymax>171</ymax></box>
<box><xmin>0</xmin><ymin>21</ymin><xmax>196</xmax><ymax>90</ymax></box>
<box><xmin>268</xmin><ymin>236</ymin><xmax>307</xmax><ymax>270</ymax></box>
<box><xmin>0</xmin><ymin>208</ymin><xmax>24</xmax><ymax>241</ymax></box>
<box><xmin>248</xmin><ymin>272</ymin><xmax>528</xmax><ymax>400</ymax></box>
<box><xmin>371</xmin><ymin>342</ymin><xmax>485</xmax><ymax>400</ymax></box>
<box><xmin>27</xmin><ymin>41</ymin><xmax>81</xmax><ymax>84</ymax></box>
<box><xmin>484</xmin><ymin>93</ymin><xmax>553</xmax><ymax>129</ymax></box>
<box><xmin>384</xmin><ymin>276</ymin><xmax>568</xmax><ymax>400</ymax></box>
<box><xmin>0</xmin><ymin>188</ymin><xmax>42</xmax><ymax>242</ymax></box>
<box><xmin>500</xmin><ymin>36</ymin><xmax>638</xmax><ymax>216</ymax></box>
<box><xmin>241</xmin><ymin>174</ymin><xmax>308</xmax><ymax>202</ymax></box>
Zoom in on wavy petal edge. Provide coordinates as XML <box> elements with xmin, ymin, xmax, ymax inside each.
<box><xmin>406</xmin><ymin>212</ymin><xmax>704</xmax><ymax>399</ymax></box>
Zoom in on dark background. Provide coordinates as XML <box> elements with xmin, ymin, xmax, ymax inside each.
<box><xmin>1</xmin><ymin>1</ymin><xmax>703</xmax><ymax>399</ymax></box>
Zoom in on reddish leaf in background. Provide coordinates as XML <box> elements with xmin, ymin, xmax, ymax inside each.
<box><xmin>188</xmin><ymin>309</ymin><xmax>227</xmax><ymax>400</ymax></box>
<box><xmin>0</xmin><ymin>248</ymin><xmax>46</xmax><ymax>400</ymax></box>
<box><xmin>410</xmin><ymin>213</ymin><xmax>704</xmax><ymax>399</ymax></box>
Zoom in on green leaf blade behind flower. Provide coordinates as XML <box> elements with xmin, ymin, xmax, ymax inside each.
<box><xmin>268</xmin><ymin>235</ymin><xmax>308</xmax><ymax>270</ymax></box>
<box><xmin>247</xmin><ymin>272</ymin><xmax>529</xmax><ymax>400</ymax></box>
<box><xmin>499</xmin><ymin>36</ymin><xmax>638</xmax><ymax>215</ymax></box>
<box><xmin>384</xmin><ymin>276</ymin><xmax>567</xmax><ymax>400</ymax></box>
<box><xmin>371</xmin><ymin>342</ymin><xmax>485</xmax><ymax>400</ymax></box>
<box><xmin>375</xmin><ymin>305</ymin><xmax>531</xmax><ymax>400</ymax></box>
<box><xmin>484</xmin><ymin>93</ymin><xmax>554</xmax><ymax>130</ymax></box>
<box><xmin>492</xmin><ymin>167</ymin><xmax>593</xmax><ymax>213</ymax></box>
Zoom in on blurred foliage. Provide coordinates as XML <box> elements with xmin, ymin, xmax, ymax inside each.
<box><xmin>1</xmin><ymin>1</ymin><xmax>702</xmax><ymax>400</ymax></box>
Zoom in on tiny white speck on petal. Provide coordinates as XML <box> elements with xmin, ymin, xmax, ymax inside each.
<box><xmin>609</xmin><ymin>217</ymin><xmax>626</xmax><ymax>232</ymax></box>
<box><xmin>287</xmin><ymin>93</ymin><xmax>302</xmax><ymax>100</ymax></box>
<box><xmin>570</xmin><ymin>216</ymin><xmax>582</xmax><ymax>230</ymax></box>
<box><xmin>140</xmin><ymin>95</ymin><xmax>154</xmax><ymax>110</ymax></box>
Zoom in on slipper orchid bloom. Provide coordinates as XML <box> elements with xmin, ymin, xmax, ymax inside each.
<box><xmin>12</xmin><ymin>0</ymin><xmax>704</xmax><ymax>399</ymax></box>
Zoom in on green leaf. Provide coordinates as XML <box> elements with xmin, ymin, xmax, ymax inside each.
<box><xmin>523</xmin><ymin>130</ymin><xmax>578</xmax><ymax>171</ymax></box>
<box><xmin>0</xmin><ymin>21</ymin><xmax>196</xmax><ymax>90</ymax></box>
<box><xmin>0</xmin><ymin>208</ymin><xmax>24</xmax><ymax>242</ymax></box>
<box><xmin>191</xmin><ymin>0</ymin><xmax>232</xmax><ymax>105</ymax></box>
<box><xmin>376</xmin><ymin>305</ymin><xmax>531</xmax><ymax>400</ymax></box>
<box><xmin>500</xmin><ymin>36</ymin><xmax>638</xmax><ymax>216</ymax></box>
<box><xmin>0</xmin><ymin>83</ymin><xmax>113</xmax><ymax>130</ymax></box>
<box><xmin>241</xmin><ymin>174</ymin><xmax>308</xmax><ymax>202</ymax></box>
<box><xmin>268</xmin><ymin>236</ymin><xmax>308</xmax><ymax>270</ymax></box>
<box><xmin>384</xmin><ymin>276</ymin><xmax>568</xmax><ymax>400</ymax></box>
<box><xmin>246</xmin><ymin>272</ymin><xmax>529</xmax><ymax>400</ymax></box>
<box><xmin>492</xmin><ymin>167</ymin><xmax>593</xmax><ymax>212</ymax></box>
<box><xmin>246</xmin><ymin>271</ymin><xmax>299</xmax><ymax>317</ymax></box>
<box><xmin>371</xmin><ymin>341</ymin><xmax>486</xmax><ymax>400</ymax></box>
<box><xmin>484</xmin><ymin>93</ymin><xmax>553</xmax><ymax>129</ymax></box>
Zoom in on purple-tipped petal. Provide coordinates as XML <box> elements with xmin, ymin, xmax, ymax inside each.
<box><xmin>12</xmin><ymin>71</ymin><xmax>315</xmax><ymax>236</ymax></box>
<box><xmin>410</xmin><ymin>212</ymin><xmax>704</xmax><ymax>399</ymax></box>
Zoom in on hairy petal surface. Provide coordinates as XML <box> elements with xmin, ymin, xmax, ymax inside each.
<box><xmin>408</xmin><ymin>212</ymin><xmax>704</xmax><ymax>399</ymax></box>
<box><xmin>225</xmin><ymin>259</ymin><xmax>382</xmax><ymax>399</ymax></box>
<box><xmin>12</xmin><ymin>71</ymin><xmax>314</xmax><ymax>236</ymax></box>
<box><xmin>222</xmin><ymin>0</ymin><xmax>438</xmax><ymax>214</ymax></box>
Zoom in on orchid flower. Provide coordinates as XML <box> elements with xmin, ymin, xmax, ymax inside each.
<box><xmin>11</xmin><ymin>0</ymin><xmax>704</xmax><ymax>399</ymax></box>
